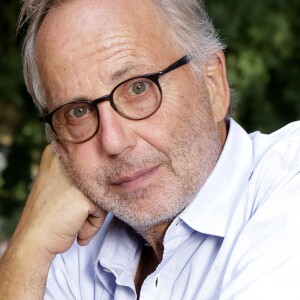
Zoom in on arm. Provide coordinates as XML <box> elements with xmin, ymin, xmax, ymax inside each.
<box><xmin>0</xmin><ymin>145</ymin><xmax>107</xmax><ymax>299</ymax></box>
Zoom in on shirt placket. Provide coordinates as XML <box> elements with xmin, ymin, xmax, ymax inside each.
<box><xmin>139</xmin><ymin>219</ymin><xmax>195</xmax><ymax>300</ymax></box>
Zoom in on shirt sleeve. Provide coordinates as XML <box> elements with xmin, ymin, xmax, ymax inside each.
<box><xmin>220</xmin><ymin>161</ymin><xmax>300</xmax><ymax>299</ymax></box>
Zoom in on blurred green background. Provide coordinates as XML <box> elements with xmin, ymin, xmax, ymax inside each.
<box><xmin>0</xmin><ymin>0</ymin><xmax>300</xmax><ymax>243</ymax></box>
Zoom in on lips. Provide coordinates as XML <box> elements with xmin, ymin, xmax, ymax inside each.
<box><xmin>111</xmin><ymin>165</ymin><xmax>161</xmax><ymax>189</ymax></box>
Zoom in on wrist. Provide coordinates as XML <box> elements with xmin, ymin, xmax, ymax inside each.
<box><xmin>8</xmin><ymin>225</ymin><xmax>56</xmax><ymax>272</ymax></box>
<box><xmin>0</xmin><ymin>231</ymin><xmax>54</xmax><ymax>300</ymax></box>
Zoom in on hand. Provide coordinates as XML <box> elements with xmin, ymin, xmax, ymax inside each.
<box><xmin>0</xmin><ymin>145</ymin><xmax>107</xmax><ymax>299</ymax></box>
<box><xmin>15</xmin><ymin>144</ymin><xmax>107</xmax><ymax>259</ymax></box>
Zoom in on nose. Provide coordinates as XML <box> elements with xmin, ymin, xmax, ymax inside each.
<box><xmin>96</xmin><ymin>102</ymin><xmax>137</xmax><ymax>156</ymax></box>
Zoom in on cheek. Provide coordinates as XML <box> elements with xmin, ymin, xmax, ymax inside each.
<box><xmin>137</xmin><ymin>85</ymin><xmax>206</xmax><ymax>148</ymax></box>
<box><xmin>131</xmin><ymin>103</ymin><xmax>193</xmax><ymax>168</ymax></box>
<box><xmin>158</xmin><ymin>71</ymin><xmax>206</xmax><ymax>123</ymax></box>
<box><xmin>141</xmin><ymin>86</ymin><xmax>216</xmax><ymax>160</ymax></box>
<box><xmin>52</xmin><ymin>139</ymin><xmax>102</xmax><ymax>174</ymax></box>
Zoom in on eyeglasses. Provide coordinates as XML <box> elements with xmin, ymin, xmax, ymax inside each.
<box><xmin>40</xmin><ymin>54</ymin><xmax>193</xmax><ymax>144</ymax></box>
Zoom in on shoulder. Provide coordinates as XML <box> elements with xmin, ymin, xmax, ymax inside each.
<box><xmin>251</xmin><ymin>121</ymin><xmax>300</xmax><ymax>170</ymax></box>
<box><xmin>248</xmin><ymin>122</ymin><xmax>300</xmax><ymax>206</ymax></box>
<box><xmin>220</xmin><ymin>122</ymin><xmax>300</xmax><ymax>299</ymax></box>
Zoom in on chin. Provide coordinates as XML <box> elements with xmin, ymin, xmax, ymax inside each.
<box><xmin>95</xmin><ymin>182</ymin><xmax>196</xmax><ymax>231</ymax></box>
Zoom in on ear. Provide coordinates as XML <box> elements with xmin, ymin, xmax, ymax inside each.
<box><xmin>205</xmin><ymin>51</ymin><xmax>230</xmax><ymax>124</ymax></box>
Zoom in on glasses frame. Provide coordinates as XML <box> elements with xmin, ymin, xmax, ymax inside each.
<box><xmin>40</xmin><ymin>54</ymin><xmax>193</xmax><ymax>143</ymax></box>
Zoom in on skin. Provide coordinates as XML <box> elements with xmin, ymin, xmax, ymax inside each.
<box><xmin>0</xmin><ymin>0</ymin><xmax>230</xmax><ymax>298</ymax></box>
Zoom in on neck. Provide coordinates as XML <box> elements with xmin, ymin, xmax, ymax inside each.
<box><xmin>137</xmin><ymin>221</ymin><xmax>171</xmax><ymax>262</ymax></box>
<box><xmin>134</xmin><ymin>222</ymin><xmax>170</xmax><ymax>297</ymax></box>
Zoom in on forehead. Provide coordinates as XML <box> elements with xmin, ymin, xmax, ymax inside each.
<box><xmin>35</xmin><ymin>0</ymin><xmax>176</xmax><ymax>108</ymax></box>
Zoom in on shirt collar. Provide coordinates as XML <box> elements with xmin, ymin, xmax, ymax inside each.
<box><xmin>179</xmin><ymin>119</ymin><xmax>254</xmax><ymax>237</ymax></box>
<box><xmin>95</xmin><ymin>218</ymin><xmax>142</xmax><ymax>292</ymax></box>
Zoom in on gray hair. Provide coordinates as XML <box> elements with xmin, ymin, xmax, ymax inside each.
<box><xmin>19</xmin><ymin>0</ymin><xmax>231</xmax><ymax>115</ymax></box>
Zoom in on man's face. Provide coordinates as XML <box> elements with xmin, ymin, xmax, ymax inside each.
<box><xmin>35</xmin><ymin>0</ymin><xmax>227</xmax><ymax>231</ymax></box>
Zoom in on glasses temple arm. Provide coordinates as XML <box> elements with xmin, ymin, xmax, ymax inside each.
<box><xmin>159</xmin><ymin>54</ymin><xmax>193</xmax><ymax>76</ymax></box>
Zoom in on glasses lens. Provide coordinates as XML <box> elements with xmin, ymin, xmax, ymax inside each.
<box><xmin>52</xmin><ymin>102</ymin><xmax>98</xmax><ymax>143</ymax></box>
<box><xmin>113</xmin><ymin>77</ymin><xmax>162</xmax><ymax>120</ymax></box>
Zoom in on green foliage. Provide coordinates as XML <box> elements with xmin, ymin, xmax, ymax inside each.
<box><xmin>0</xmin><ymin>0</ymin><xmax>300</xmax><ymax>240</ymax></box>
<box><xmin>207</xmin><ymin>0</ymin><xmax>300</xmax><ymax>132</ymax></box>
<box><xmin>0</xmin><ymin>1</ymin><xmax>46</xmax><ymax>240</ymax></box>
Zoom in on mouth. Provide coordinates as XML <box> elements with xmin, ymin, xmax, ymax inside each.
<box><xmin>110</xmin><ymin>165</ymin><xmax>161</xmax><ymax>192</ymax></box>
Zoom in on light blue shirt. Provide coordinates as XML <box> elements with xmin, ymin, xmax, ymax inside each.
<box><xmin>45</xmin><ymin>119</ymin><xmax>300</xmax><ymax>299</ymax></box>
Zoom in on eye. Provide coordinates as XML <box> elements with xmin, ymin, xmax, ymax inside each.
<box><xmin>128</xmin><ymin>81</ymin><xmax>149</xmax><ymax>95</ymax></box>
<box><xmin>69</xmin><ymin>105</ymin><xmax>92</xmax><ymax>118</ymax></box>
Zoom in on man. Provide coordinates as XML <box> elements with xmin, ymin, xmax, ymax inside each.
<box><xmin>1</xmin><ymin>0</ymin><xmax>300</xmax><ymax>299</ymax></box>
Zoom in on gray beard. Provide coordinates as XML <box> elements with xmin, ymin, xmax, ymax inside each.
<box><xmin>56</xmin><ymin>127</ymin><xmax>221</xmax><ymax>232</ymax></box>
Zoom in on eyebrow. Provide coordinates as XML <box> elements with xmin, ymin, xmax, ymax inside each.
<box><xmin>110</xmin><ymin>61</ymin><xmax>150</xmax><ymax>83</ymax></box>
<box><xmin>49</xmin><ymin>61</ymin><xmax>154</xmax><ymax>112</ymax></box>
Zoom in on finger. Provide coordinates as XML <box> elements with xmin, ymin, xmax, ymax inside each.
<box><xmin>90</xmin><ymin>206</ymin><xmax>107</xmax><ymax>222</ymax></box>
<box><xmin>77</xmin><ymin>209</ymin><xmax>107</xmax><ymax>246</ymax></box>
<box><xmin>77</xmin><ymin>222</ymin><xmax>99</xmax><ymax>246</ymax></box>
